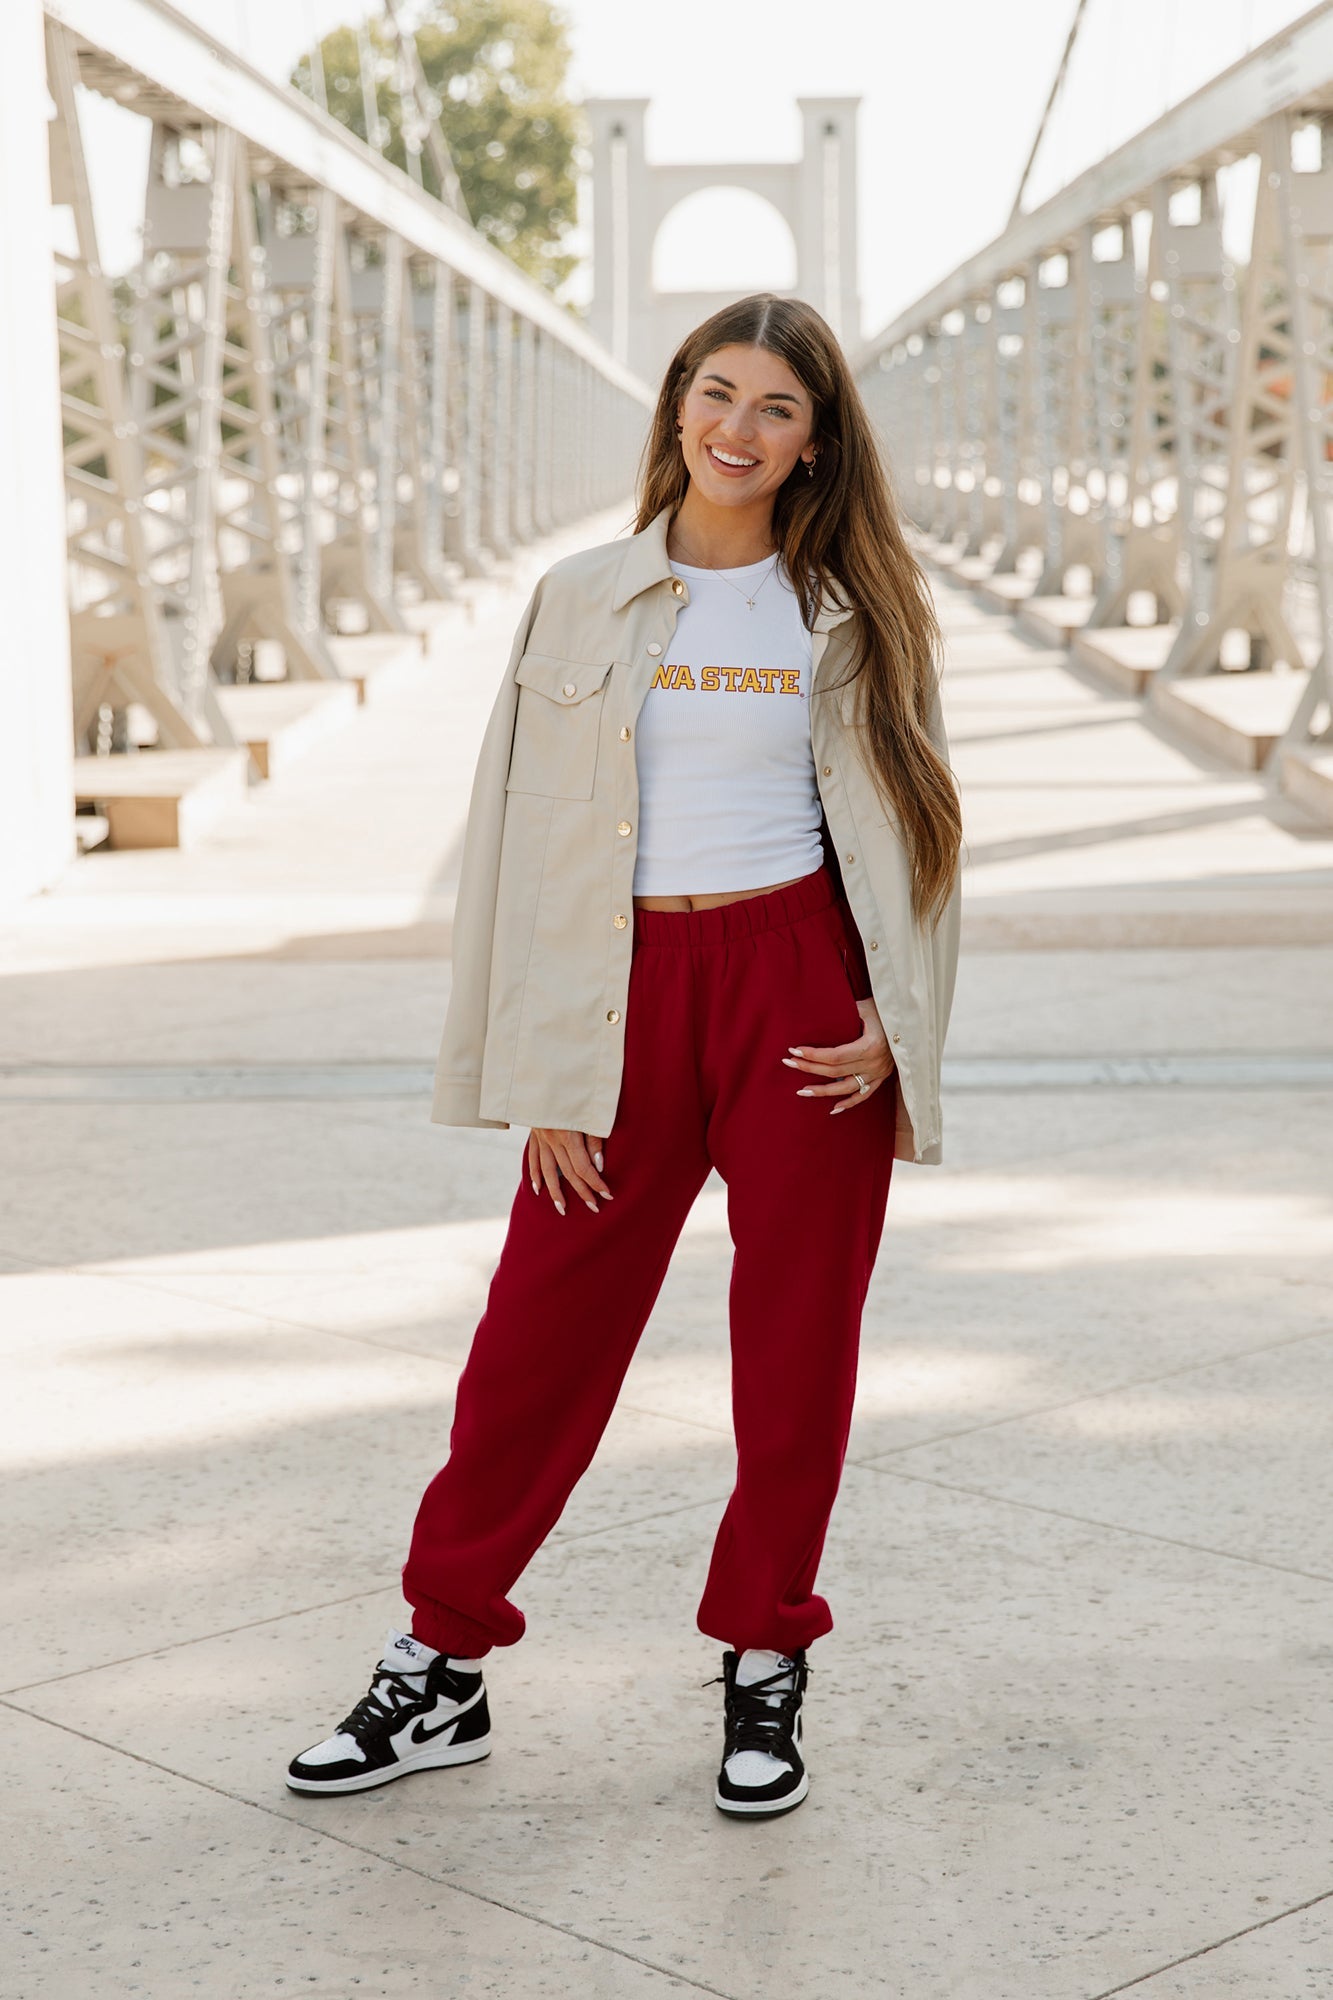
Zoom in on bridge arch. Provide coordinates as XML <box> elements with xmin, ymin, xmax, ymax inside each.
<box><xmin>651</xmin><ymin>186</ymin><xmax>799</xmax><ymax>296</ymax></box>
<box><xmin>586</xmin><ymin>98</ymin><xmax>860</xmax><ymax>383</ymax></box>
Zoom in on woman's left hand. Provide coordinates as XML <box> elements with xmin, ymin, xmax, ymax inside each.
<box><xmin>783</xmin><ymin>997</ymin><xmax>895</xmax><ymax>1114</ymax></box>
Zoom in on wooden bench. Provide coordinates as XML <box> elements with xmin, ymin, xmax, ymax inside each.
<box><xmin>72</xmin><ymin>748</ymin><xmax>249</xmax><ymax>849</ymax></box>
<box><xmin>1073</xmin><ymin>625</ymin><xmax>1178</xmax><ymax>697</ymax></box>
<box><xmin>976</xmin><ymin>572</ymin><xmax>1038</xmax><ymax>614</ymax></box>
<box><xmin>326</xmin><ymin>634</ymin><xmax>425</xmax><ymax>705</ymax></box>
<box><xmin>1149</xmin><ymin>672</ymin><xmax>1310</xmax><ymax>770</ymax></box>
<box><xmin>1280</xmin><ymin>745</ymin><xmax>1333</xmax><ymax>824</ymax></box>
<box><xmin>74</xmin><ymin>813</ymin><xmax>109</xmax><ymax>854</ymax></box>
<box><xmin>1017</xmin><ymin>594</ymin><xmax>1095</xmax><ymax>649</ymax></box>
<box><xmin>215</xmin><ymin>681</ymin><xmax>358</xmax><ymax>779</ymax></box>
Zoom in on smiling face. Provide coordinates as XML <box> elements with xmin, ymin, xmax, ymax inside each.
<box><xmin>675</xmin><ymin>343</ymin><xmax>818</xmax><ymax>510</ymax></box>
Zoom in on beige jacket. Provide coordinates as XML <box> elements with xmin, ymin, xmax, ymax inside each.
<box><xmin>431</xmin><ymin>507</ymin><xmax>961</xmax><ymax>1164</ymax></box>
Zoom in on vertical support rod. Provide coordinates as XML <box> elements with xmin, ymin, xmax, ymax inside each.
<box><xmin>2</xmin><ymin>0</ymin><xmax>74</xmax><ymax>897</ymax></box>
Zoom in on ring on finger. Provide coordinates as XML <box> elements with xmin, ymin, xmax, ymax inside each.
<box><xmin>853</xmin><ymin>1072</ymin><xmax>869</xmax><ymax>1094</ymax></box>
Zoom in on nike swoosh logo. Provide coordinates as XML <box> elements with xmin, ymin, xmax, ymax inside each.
<box><xmin>410</xmin><ymin>1714</ymin><xmax>458</xmax><ymax>1745</ymax></box>
<box><xmin>405</xmin><ymin>1683</ymin><xmax>484</xmax><ymax>1747</ymax></box>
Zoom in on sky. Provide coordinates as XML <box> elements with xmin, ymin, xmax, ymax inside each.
<box><xmin>76</xmin><ymin>0</ymin><xmax>1316</xmax><ymax>343</ymax></box>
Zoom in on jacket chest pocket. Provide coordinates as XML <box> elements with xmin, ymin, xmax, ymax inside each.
<box><xmin>505</xmin><ymin>652</ymin><xmax>614</xmax><ymax>800</ymax></box>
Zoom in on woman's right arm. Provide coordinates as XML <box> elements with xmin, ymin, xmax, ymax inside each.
<box><xmin>430</xmin><ymin>581</ymin><xmax>544</xmax><ymax>1128</ymax></box>
<box><xmin>526</xmin><ymin>1127</ymin><xmax>613</xmax><ymax>1216</ymax></box>
<box><xmin>431</xmin><ymin>574</ymin><xmax>613</xmax><ymax>1210</ymax></box>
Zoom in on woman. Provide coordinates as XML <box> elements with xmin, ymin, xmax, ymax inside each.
<box><xmin>288</xmin><ymin>293</ymin><xmax>962</xmax><ymax>1820</ymax></box>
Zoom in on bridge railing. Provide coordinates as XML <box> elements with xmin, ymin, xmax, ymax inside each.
<box><xmin>855</xmin><ymin>5</ymin><xmax>1333</xmax><ymax>776</ymax></box>
<box><xmin>43</xmin><ymin>0</ymin><xmax>652</xmax><ymax>758</ymax></box>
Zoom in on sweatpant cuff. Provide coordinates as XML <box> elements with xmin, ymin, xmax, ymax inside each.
<box><xmin>405</xmin><ymin>1586</ymin><xmax>518</xmax><ymax>1660</ymax></box>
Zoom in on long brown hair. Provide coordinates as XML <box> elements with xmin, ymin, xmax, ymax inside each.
<box><xmin>636</xmin><ymin>294</ymin><xmax>961</xmax><ymax>927</ymax></box>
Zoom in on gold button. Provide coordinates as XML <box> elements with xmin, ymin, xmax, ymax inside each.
<box><xmin>606</xmin><ymin>1008</ymin><xmax>621</xmax><ymax>1024</ymax></box>
<box><xmin>822</xmin><ymin>765</ymin><xmax>832</xmax><ymax>776</ymax></box>
<box><xmin>617</xmin><ymin>820</ymin><xmax>632</xmax><ymax>836</ymax></box>
<box><xmin>845</xmin><ymin>852</ymin><xmax>855</xmax><ymax>864</ymax></box>
<box><xmin>619</xmin><ymin>725</ymin><xmax>631</xmax><ymax>741</ymax></box>
<box><xmin>892</xmin><ymin>1032</ymin><xmax>901</xmax><ymax>1044</ymax></box>
<box><xmin>869</xmin><ymin>939</ymin><xmax>879</xmax><ymax>951</ymax></box>
<box><xmin>562</xmin><ymin>680</ymin><xmax>577</xmax><ymax>697</ymax></box>
<box><xmin>613</xmin><ymin>913</ymin><xmax>627</xmax><ymax>928</ymax></box>
<box><xmin>647</xmin><ymin>642</ymin><xmax>662</xmax><ymax>657</ymax></box>
<box><xmin>671</xmin><ymin>579</ymin><xmax>684</xmax><ymax>597</ymax></box>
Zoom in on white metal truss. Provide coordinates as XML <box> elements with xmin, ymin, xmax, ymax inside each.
<box><xmin>487</xmin><ymin>303</ymin><xmax>515</xmax><ymax>562</ymax></box>
<box><xmin>319</xmin><ymin>218</ymin><xmax>406</xmax><ymax>631</ymax></box>
<box><xmin>396</xmin><ymin>255</ymin><xmax>455</xmax><ymax>600</ymax></box>
<box><xmin>1032</xmin><ymin>249</ymin><xmax>1102</xmax><ymax>594</ymax></box>
<box><xmin>858</xmin><ymin>8</ymin><xmax>1333</xmax><ymax>754</ymax></box>
<box><xmin>960</xmin><ymin>302</ymin><xmax>1002</xmax><ymax>558</ymax></box>
<box><xmin>259</xmin><ymin>187</ymin><xmax>338</xmax><ymax>646</ymax></box>
<box><xmin>512</xmin><ymin>317</ymin><xmax>537</xmax><ymax>547</ymax></box>
<box><xmin>1087</xmin><ymin>214</ymin><xmax>1181</xmax><ymax>627</ymax></box>
<box><xmin>922</xmin><ymin>327</ymin><xmax>954</xmax><ymax>545</ymax></box>
<box><xmin>1274</xmin><ymin>107</ymin><xmax>1333</xmax><ymax>738</ymax></box>
<box><xmin>213</xmin><ymin>140</ymin><xmax>344</xmax><ymax>683</ymax></box>
<box><xmin>990</xmin><ymin>278</ymin><xmax>1044</xmax><ymax>575</ymax></box>
<box><xmin>1163</xmin><ymin>151</ymin><xmax>1304</xmax><ymax>680</ymax></box>
<box><xmin>41</xmin><ymin>1</ymin><xmax>653</xmax><ymax>764</ymax></box>
<box><xmin>125</xmin><ymin>119</ymin><xmax>237</xmax><ymax>738</ymax></box>
<box><xmin>46</xmin><ymin>20</ymin><xmax>204</xmax><ymax>753</ymax></box>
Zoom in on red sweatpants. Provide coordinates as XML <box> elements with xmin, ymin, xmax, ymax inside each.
<box><xmin>403</xmin><ymin>864</ymin><xmax>896</xmax><ymax>1658</ymax></box>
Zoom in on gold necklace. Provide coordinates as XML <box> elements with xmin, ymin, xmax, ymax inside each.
<box><xmin>671</xmin><ymin>542</ymin><xmax>780</xmax><ymax>612</ymax></box>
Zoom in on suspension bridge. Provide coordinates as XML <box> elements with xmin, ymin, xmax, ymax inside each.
<box><xmin>3</xmin><ymin>5</ymin><xmax>1333</xmax><ymax>1996</ymax></box>
<box><xmin>6</xmin><ymin>0</ymin><xmax>1333</xmax><ymax>897</ymax></box>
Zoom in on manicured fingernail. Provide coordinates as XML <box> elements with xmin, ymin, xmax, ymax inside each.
<box><xmin>788</xmin><ymin>1046</ymin><xmax>804</xmax><ymax>1056</ymax></box>
<box><xmin>593</xmin><ymin>1151</ymin><xmax>604</xmax><ymax>1171</ymax></box>
<box><xmin>531</xmin><ymin>1179</ymin><xmax>539</xmax><ymax>1195</ymax></box>
<box><xmin>602</xmin><ymin>1188</ymin><xmax>614</xmax><ymax>1198</ymax></box>
<box><xmin>555</xmin><ymin>1200</ymin><xmax>566</xmax><ymax>1215</ymax></box>
<box><xmin>797</xmin><ymin>1087</ymin><xmax>814</xmax><ymax>1097</ymax></box>
<box><xmin>781</xmin><ymin>1057</ymin><xmax>800</xmax><ymax>1068</ymax></box>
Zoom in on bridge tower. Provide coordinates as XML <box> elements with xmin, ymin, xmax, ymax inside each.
<box><xmin>586</xmin><ymin>98</ymin><xmax>861</xmax><ymax>383</ymax></box>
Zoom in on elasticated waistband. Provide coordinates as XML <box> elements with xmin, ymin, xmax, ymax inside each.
<box><xmin>632</xmin><ymin>865</ymin><xmax>836</xmax><ymax>948</ymax></box>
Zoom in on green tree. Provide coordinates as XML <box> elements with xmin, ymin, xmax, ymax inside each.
<box><xmin>296</xmin><ymin>3</ymin><xmax>581</xmax><ymax>295</ymax></box>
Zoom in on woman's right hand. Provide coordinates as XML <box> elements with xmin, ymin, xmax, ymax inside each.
<box><xmin>527</xmin><ymin>1128</ymin><xmax>612</xmax><ymax>1216</ymax></box>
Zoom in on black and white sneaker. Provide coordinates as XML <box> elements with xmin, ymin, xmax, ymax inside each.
<box><xmin>712</xmin><ymin>1647</ymin><xmax>809</xmax><ymax>1818</ymax></box>
<box><xmin>286</xmin><ymin>1629</ymin><xmax>491</xmax><ymax>1795</ymax></box>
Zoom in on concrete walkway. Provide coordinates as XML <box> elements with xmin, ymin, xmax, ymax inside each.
<box><xmin>3</xmin><ymin>516</ymin><xmax>1332</xmax><ymax>1999</ymax></box>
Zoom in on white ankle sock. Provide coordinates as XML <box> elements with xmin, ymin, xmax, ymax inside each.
<box><xmin>383</xmin><ymin>1629</ymin><xmax>482</xmax><ymax>1678</ymax></box>
<box><xmin>735</xmin><ymin>1648</ymin><xmax>793</xmax><ymax>1689</ymax></box>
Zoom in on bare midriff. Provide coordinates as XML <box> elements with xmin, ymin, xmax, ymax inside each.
<box><xmin>632</xmin><ymin>874</ymin><xmax>807</xmax><ymax>914</ymax></box>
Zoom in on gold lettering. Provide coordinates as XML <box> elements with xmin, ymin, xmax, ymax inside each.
<box><xmin>656</xmin><ymin>662</ymin><xmax>802</xmax><ymax>693</ymax></box>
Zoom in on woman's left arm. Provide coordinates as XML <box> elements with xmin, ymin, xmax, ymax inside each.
<box><xmin>790</xmin><ymin>667</ymin><xmax>961</xmax><ymax>1115</ymax></box>
<box><xmin>925</xmin><ymin>673</ymin><xmax>963</xmax><ymax>1055</ymax></box>
<box><xmin>782</xmin><ymin>997</ymin><xmax>894</xmax><ymax>1114</ymax></box>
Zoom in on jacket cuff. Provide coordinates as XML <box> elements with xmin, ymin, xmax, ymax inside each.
<box><xmin>430</xmin><ymin>1075</ymin><xmax>510</xmax><ymax>1130</ymax></box>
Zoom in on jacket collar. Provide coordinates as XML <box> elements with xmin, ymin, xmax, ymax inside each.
<box><xmin>612</xmin><ymin>505</ymin><xmax>855</xmax><ymax>632</ymax></box>
<box><xmin>611</xmin><ymin>506</ymin><xmax>674</xmax><ymax>611</ymax></box>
